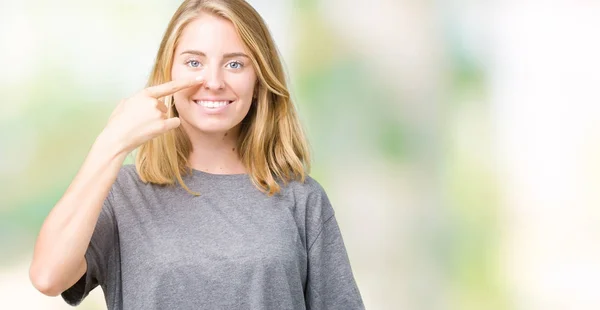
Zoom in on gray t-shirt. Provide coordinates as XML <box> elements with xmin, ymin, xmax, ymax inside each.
<box><xmin>61</xmin><ymin>164</ymin><xmax>364</xmax><ymax>309</ymax></box>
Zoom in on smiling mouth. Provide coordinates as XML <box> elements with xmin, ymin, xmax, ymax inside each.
<box><xmin>193</xmin><ymin>100</ymin><xmax>234</xmax><ymax>108</ymax></box>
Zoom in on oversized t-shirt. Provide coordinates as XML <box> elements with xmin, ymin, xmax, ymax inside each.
<box><xmin>61</xmin><ymin>165</ymin><xmax>365</xmax><ymax>309</ymax></box>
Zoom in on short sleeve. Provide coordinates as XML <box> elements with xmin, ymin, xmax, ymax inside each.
<box><xmin>61</xmin><ymin>193</ymin><xmax>117</xmax><ymax>306</ymax></box>
<box><xmin>304</xmin><ymin>192</ymin><xmax>365</xmax><ymax>309</ymax></box>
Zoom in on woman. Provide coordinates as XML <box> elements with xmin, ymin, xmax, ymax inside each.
<box><xmin>29</xmin><ymin>0</ymin><xmax>365</xmax><ymax>309</ymax></box>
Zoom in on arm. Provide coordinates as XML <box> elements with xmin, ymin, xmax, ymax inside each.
<box><xmin>29</xmin><ymin>76</ymin><xmax>205</xmax><ymax>296</ymax></box>
<box><xmin>302</xmin><ymin>180</ymin><xmax>365</xmax><ymax>309</ymax></box>
<box><xmin>305</xmin><ymin>215</ymin><xmax>365</xmax><ymax>310</ymax></box>
<box><xmin>29</xmin><ymin>135</ymin><xmax>127</xmax><ymax>296</ymax></box>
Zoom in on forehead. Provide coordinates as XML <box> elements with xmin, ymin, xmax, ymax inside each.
<box><xmin>176</xmin><ymin>13</ymin><xmax>247</xmax><ymax>54</ymax></box>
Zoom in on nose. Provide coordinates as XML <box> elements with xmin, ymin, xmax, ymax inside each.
<box><xmin>202</xmin><ymin>65</ymin><xmax>225</xmax><ymax>91</ymax></box>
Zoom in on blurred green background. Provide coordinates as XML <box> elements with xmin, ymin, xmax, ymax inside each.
<box><xmin>2</xmin><ymin>1</ymin><xmax>600</xmax><ymax>309</ymax></box>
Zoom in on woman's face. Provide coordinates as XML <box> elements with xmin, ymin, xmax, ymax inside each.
<box><xmin>171</xmin><ymin>13</ymin><xmax>257</xmax><ymax>135</ymax></box>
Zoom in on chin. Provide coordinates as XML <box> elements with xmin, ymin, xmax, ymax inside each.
<box><xmin>191</xmin><ymin>124</ymin><xmax>231</xmax><ymax>134</ymax></box>
<box><xmin>184</xmin><ymin>119</ymin><xmax>238</xmax><ymax>135</ymax></box>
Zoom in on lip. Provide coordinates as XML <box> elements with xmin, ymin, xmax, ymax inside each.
<box><xmin>192</xmin><ymin>98</ymin><xmax>235</xmax><ymax>102</ymax></box>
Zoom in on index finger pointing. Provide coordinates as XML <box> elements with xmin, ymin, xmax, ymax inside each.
<box><xmin>145</xmin><ymin>76</ymin><xmax>204</xmax><ymax>98</ymax></box>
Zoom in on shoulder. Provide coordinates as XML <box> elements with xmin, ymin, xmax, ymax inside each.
<box><xmin>111</xmin><ymin>164</ymin><xmax>147</xmax><ymax>189</ymax></box>
<box><xmin>278</xmin><ymin>174</ymin><xmax>331</xmax><ymax>205</ymax></box>
<box><xmin>108</xmin><ymin>164</ymin><xmax>150</xmax><ymax>199</ymax></box>
<box><xmin>280</xmin><ymin>175</ymin><xmax>335</xmax><ymax>224</ymax></box>
<box><xmin>116</xmin><ymin>164</ymin><xmax>142</xmax><ymax>182</ymax></box>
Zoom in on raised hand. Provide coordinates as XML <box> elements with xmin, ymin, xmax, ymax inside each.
<box><xmin>102</xmin><ymin>76</ymin><xmax>204</xmax><ymax>154</ymax></box>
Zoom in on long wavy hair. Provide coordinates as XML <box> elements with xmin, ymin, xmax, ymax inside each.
<box><xmin>135</xmin><ymin>0</ymin><xmax>311</xmax><ymax>196</ymax></box>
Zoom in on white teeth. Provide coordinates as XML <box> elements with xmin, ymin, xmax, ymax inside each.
<box><xmin>195</xmin><ymin>100</ymin><xmax>230</xmax><ymax>108</ymax></box>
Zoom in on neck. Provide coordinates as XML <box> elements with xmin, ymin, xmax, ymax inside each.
<box><xmin>184</xmin><ymin>125</ymin><xmax>246</xmax><ymax>175</ymax></box>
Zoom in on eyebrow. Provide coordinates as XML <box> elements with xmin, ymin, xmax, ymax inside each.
<box><xmin>180</xmin><ymin>50</ymin><xmax>249</xmax><ymax>59</ymax></box>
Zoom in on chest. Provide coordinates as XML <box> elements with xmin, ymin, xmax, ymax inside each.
<box><xmin>115</xmin><ymin>193</ymin><xmax>307</xmax><ymax>282</ymax></box>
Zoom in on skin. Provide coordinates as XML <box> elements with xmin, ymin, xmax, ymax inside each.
<box><xmin>29</xmin><ymin>11</ymin><xmax>259</xmax><ymax>296</ymax></box>
<box><xmin>29</xmin><ymin>76</ymin><xmax>204</xmax><ymax>296</ymax></box>
<box><xmin>171</xmin><ymin>13</ymin><xmax>258</xmax><ymax>174</ymax></box>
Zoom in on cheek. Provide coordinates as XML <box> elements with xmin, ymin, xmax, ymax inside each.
<box><xmin>229</xmin><ymin>74</ymin><xmax>257</xmax><ymax>101</ymax></box>
<box><xmin>171</xmin><ymin>63</ymin><xmax>193</xmax><ymax>80</ymax></box>
<box><xmin>173</xmin><ymin>88</ymin><xmax>194</xmax><ymax>104</ymax></box>
<box><xmin>171</xmin><ymin>64</ymin><xmax>196</xmax><ymax>102</ymax></box>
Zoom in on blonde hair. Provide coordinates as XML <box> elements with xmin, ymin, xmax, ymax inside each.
<box><xmin>135</xmin><ymin>0</ymin><xmax>311</xmax><ymax>196</ymax></box>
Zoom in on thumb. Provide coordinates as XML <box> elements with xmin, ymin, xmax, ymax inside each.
<box><xmin>162</xmin><ymin>117</ymin><xmax>181</xmax><ymax>132</ymax></box>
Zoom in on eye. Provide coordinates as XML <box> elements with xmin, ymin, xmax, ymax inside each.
<box><xmin>185</xmin><ymin>59</ymin><xmax>201</xmax><ymax>68</ymax></box>
<box><xmin>226</xmin><ymin>61</ymin><xmax>243</xmax><ymax>70</ymax></box>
